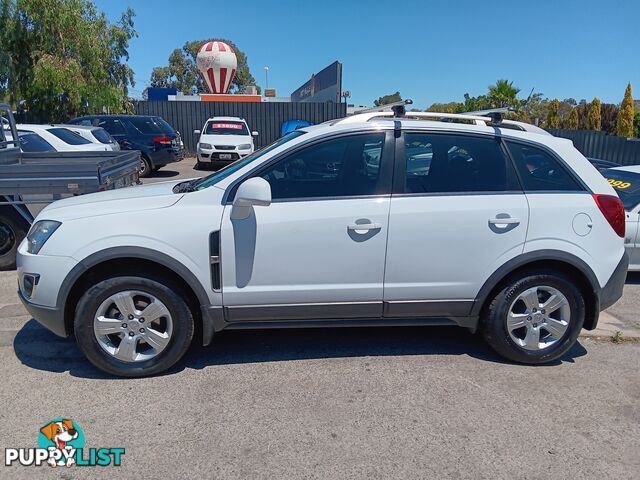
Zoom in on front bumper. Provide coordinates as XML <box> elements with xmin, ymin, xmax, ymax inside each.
<box><xmin>17</xmin><ymin>243</ymin><xmax>79</xmax><ymax>338</ymax></box>
<box><xmin>18</xmin><ymin>289</ymin><xmax>67</xmax><ymax>337</ymax></box>
<box><xmin>197</xmin><ymin>150</ymin><xmax>250</xmax><ymax>162</ymax></box>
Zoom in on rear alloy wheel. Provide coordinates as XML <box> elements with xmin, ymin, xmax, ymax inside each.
<box><xmin>74</xmin><ymin>275</ymin><xmax>194</xmax><ymax>377</ymax></box>
<box><xmin>139</xmin><ymin>155</ymin><xmax>152</xmax><ymax>178</ymax></box>
<box><xmin>482</xmin><ymin>272</ymin><xmax>585</xmax><ymax>364</ymax></box>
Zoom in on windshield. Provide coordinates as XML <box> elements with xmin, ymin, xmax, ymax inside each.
<box><xmin>204</xmin><ymin>120</ymin><xmax>249</xmax><ymax>136</ymax></box>
<box><xmin>603</xmin><ymin>169</ymin><xmax>640</xmax><ymax>210</ymax></box>
<box><xmin>193</xmin><ymin>131</ymin><xmax>306</xmax><ymax>190</ymax></box>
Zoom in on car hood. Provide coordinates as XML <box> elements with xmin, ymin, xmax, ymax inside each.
<box><xmin>38</xmin><ymin>180</ymin><xmax>186</xmax><ymax>221</ymax></box>
<box><xmin>199</xmin><ymin>134</ymin><xmax>252</xmax><ymax>146</ymax></box>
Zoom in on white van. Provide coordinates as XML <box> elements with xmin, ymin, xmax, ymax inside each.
<box><xmin>194</xmin><ymin>117</ymin><xmax>258</xmax><ymax>169</ymax></box>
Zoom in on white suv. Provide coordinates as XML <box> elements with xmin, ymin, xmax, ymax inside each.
<box><xmin>17</xmin><ymin>111</ymin><xmax>628</xmax><ymax>377</ymax></box>
<box><xmin>194</xmin><ymin>116</ymin><xmax>258</xmax><ymax>169</ymax></box>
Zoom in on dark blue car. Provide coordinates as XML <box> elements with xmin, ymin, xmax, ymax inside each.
<box><xmin>67</xmin><ymin>115</ymin><xmax>183</xmax><ymax>177</ymax></box>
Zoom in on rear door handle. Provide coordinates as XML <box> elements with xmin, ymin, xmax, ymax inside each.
<box><xmin>488</xmin><ymin>217</ymin><xmax>520</xmax><ymax>225</ymax></box>
<box><xmin>348</xmin><ymin>223</ymin><xmax>382</xmax><ymax>231</ymax></box>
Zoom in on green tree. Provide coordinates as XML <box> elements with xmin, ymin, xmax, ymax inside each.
<box><xmin>546</xmin><ymin>99</ymin><xmax>560</xmax><ymax>128</ymax></box>
<box><xmin>635</xmin><ymin>112</ymin><xmax>640</xmax><ymax>137</ymax></box>
<box><xmin>588</xmin><ymin>98</ymin><xmax>602</xmax><ymax>131</ymax></box>
<box><xmin>373</xmin><ymin>91</ymin><xmax>402</xmax><ymax>107</ymax></box>
<box><xmin>600</xmin><ymin>103</ymin><xmax>619</xmax><ymax>134</ymax></box>
<box><xmin>426</xmin><ymin>102</ymin><xmax>464</xmax><ymax>113</ymax></box>
<box><xmin>567</xmin><ymin>108</ymin><xmax>579</xmax><ymax>129</ymax></box>
<box><xmin>487</xmin><ymin>79</ymin><xmax>520</xmax><ymax>108</ymax></box>
<box><xmin>617</xmin><ymin>83</ymin><xmax>635</xmax><ymax>137</ymax></box>
<box><xmin>150</xmin><ymin>39</ymin><xmax>257</xmax><ymax>95</ymax></box>
<box><xmin>0</xmin><ymin>0</ymin><xmax>136</xmax><ymax>121</ymax></box>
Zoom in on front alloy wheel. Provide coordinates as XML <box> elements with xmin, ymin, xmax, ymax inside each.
<box><xmin>93</xmin><ymin>290</ymin><xmax>173</xmax><ymax>362</ymax></box>
<box><xmin>75</xmin><ymin>275</ymin><xmax>194</xmax><ymax>377</ymax></box>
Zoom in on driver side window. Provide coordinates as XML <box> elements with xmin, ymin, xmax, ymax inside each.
<box><xmin>259</xmin><ymin>133</ymin><xmax>388</xmax><ymax>200</ymax></box>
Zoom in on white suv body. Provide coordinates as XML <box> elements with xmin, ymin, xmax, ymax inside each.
<box><xmin>195</xmin><ymin>116</ymin><xmax>257</xmax><ymax>168</ymax></box>
<box><xmin>17</xmin><ymin>113</ymin><xmax>628</xmax><ymax>376</ymax></box>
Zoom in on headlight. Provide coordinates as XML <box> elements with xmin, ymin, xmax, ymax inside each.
<box><xmin>238</xmin><ymin>144</ymin><xmax>252</xmax><ymax>150</ymax></box>
<box><xmin>26</xmin><ymin>220</ymin><xmax>61</xmax><ymax>254</ymax></box>
<box><xmin>199</xmin><ymin>143</ymin><xmax>212</xmax><ymax>150</ymax></box>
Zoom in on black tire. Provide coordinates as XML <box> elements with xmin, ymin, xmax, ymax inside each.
<box><xmin>481</xmin><ymin>271</ymin><xmax>585</xmax><ymax>364</ymax></box>
<box><xmin>0</xmin><ymin>208</ymin><xmax>29</xmax><ymax>271</ymax></box>
<box><xmin>139</xmin><ymin>155</ymin><xmax>152</xmax><ymax>178</ymax></box>
<box><xmin>74</xmin><ymin>275</ymin><xmax>194</xmax><ymax>377</ymax></box>
<box><xmin>196</xmin><ymin>161</ymin><xmax>203</xmax><ymax>170</ymax></box>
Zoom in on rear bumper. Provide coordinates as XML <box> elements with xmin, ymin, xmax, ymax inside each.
<box><xmin>599</xmin><ymin>251</ymin><xmax>628</xmax><ymax>311</ymax></box>
<box><xmin>150</xmin><ymin>148</ymin><xmax>183</xmax><ymax>167</ymax></box>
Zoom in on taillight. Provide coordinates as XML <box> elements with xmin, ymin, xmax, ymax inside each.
<box><xmin>152</xmin><ymin>136</ymin><xmax>172</xmax><ymax>145</ymax></box>
<box><xmin>593</xmin><ymin>194</ymin><xmax>625</xmax><ymax>238</ymax></box>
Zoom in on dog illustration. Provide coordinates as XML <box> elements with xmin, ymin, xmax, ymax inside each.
<box><xmin>40</xmin><ymin>419</ymin><xmax>78</xmax><ymax>467</ymax></box>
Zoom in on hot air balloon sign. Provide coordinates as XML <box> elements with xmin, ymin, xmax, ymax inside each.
<box><xmin>196</xmin><ymin>41</ymin><xmax>237</xmax><ymax>94</ymax></box>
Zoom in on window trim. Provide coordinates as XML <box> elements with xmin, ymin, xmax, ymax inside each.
<box><xmin>503</xmin><ymin>138</ymin><xmax>590</xmax><ymax>193</ymax></box>
<box><xmin>394</xmin><ymin>130</ymin><xmax>523</xmax><ymax>196</ymax></box>
<box><xmin>224</xmin><ymin>129</ymin><xmax>396</xmax><ymax>204</ymax></box>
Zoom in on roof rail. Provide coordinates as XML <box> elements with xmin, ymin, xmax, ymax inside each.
<box><xmin>336</xmin><ymin>110</ymin><xmax>491</xmax><ymax>125</ymax></box>
<box><xmin>336</xmin><ymin>103</ymin><xmax>549</xmax><ymax>135</ymax></box>
<box><xmin>355</xmin><ymin>99</ymin><xmax>414</xmax><ymax>114</ymax></box>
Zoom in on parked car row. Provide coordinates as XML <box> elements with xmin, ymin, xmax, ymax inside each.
<box><xmin>68</xmin><ymin>115</ymin><xmax>184</xmax><ymax>177</ymax></box>
<box><xmin>3</xmin><ymin>114</ymin><xmax>185</xmax><ymax>178</ymax></box>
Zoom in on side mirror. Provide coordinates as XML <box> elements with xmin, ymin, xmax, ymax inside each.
<box><xmin>193</xmin><ymin>129</ymin><xmax>201</xmax><ymax>135</ymax></box>
<box><xmin>231</xmin><ymin>177</ymin><xmax>271</xmax><ymax>219</ymax></box>
<box><xmin>251</xmin><ymin>131</ymin><xmax>259</xmax><ymax>136</ymax></box>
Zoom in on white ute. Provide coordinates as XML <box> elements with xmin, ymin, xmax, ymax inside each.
<box><xmin>194</xmin><ymin>116</ymin><xmax>258</xmax><ymax>169</ymax></box>
<box><xmin>17</xmin><ymin>107</ymin><xmax>628</xmax><ymax>376</ymax></box>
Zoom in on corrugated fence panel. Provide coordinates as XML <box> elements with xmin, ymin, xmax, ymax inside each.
<box><xmin>549</xmin><ymin>129</ymin><xmax>640</xmax><ymax>166</ymax></box>
<box><xmin>135</xmin><ymin>101</ymin><xmax>346</xmax><ymax>152</ymax></box>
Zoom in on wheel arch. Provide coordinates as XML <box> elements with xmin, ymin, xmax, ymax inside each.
<box><xmin>60</xmin><ymin>247</ymin><xmax>210</xmax><ymax>339</ymax></box>
<box><xmin>472</xmin><ymin>250</ymin><xmax>600</xmax><ymax>330</ymax></box>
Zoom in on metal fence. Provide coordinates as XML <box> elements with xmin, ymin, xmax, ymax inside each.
<box><xmin>134</xmin><ymin>101</ymin><xmax>347</xmax><ymax>152</ymax></box>
<box><xmin>548</xmin><ymin>129</ymin><xmax>640</xmax><ymax>166</ymax></box>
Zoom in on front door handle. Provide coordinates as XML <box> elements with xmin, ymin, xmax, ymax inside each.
<box><xmin>348</xmin><ymin>222</ymin><xmax>382</xmax><ymax>231</ymax></box>
<box><xmin>488</xmin><ymin>217</ymin><xmax>520</xmax><ymax>226</ymax></box>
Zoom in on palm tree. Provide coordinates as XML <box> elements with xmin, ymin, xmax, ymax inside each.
<box><xmin>488</xmin><ymin>79</ymin><xmax>520</xmax><ymax>108</ymax></box>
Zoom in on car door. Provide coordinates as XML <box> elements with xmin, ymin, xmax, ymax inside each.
<box><xmin>220</xmin><ymin>130</ymin><xmax>394</xmax><ymax>322</ymax></box>
<box><xmin>383</xmin><ymin>131</ymin><xmax>529</xmax><ymax>318</ymax></box>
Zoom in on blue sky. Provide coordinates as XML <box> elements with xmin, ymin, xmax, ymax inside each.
<box><xmin>95</xmin><ymin>0</ymin><xmax>640</xmax><ymax>108</ymax></box>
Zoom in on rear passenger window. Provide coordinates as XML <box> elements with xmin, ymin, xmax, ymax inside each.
<box><xmin>506</xmin><ymin>142</ymin><xmax>583</xmax><ymax>192</ymax></box>
<box><xmin>403</xmin><ymin>133</ymin><xmax>517</xmax><ymax>193</ymax></box>
<box><xmin>98</xmin><ymin>119</ymin><xmax>126</xmax><ymax>135</ymax></box>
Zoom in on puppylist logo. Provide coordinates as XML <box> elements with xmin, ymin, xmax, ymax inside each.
<box><xmin>4</xmin><ymin>419</ymin><xmax>124</xmax><ymax>467</ymax></box>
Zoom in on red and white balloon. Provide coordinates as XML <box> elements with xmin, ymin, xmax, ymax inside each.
<box><xmin>196</xmin><ymin>41</ymin><xmax>237</xmax><ymax>94</ymax></box>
